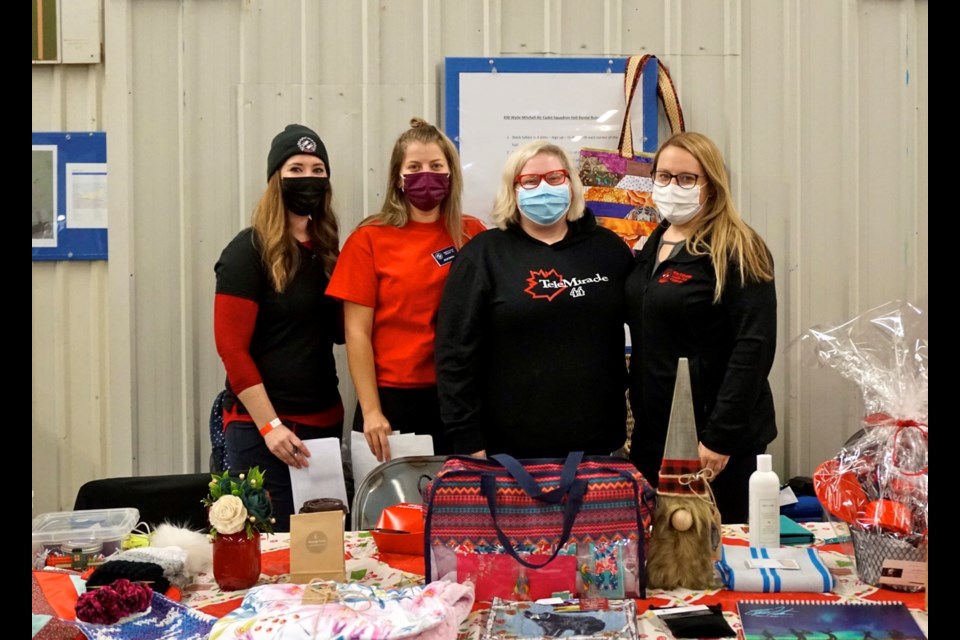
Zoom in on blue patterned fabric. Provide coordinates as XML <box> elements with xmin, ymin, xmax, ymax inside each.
<box><xmin>209</xmin><ymin>390</ymin><xmax>228</xmax><ymax>473</ymax></box>
<box><xmin>71</xmin><ymin>592</ymin><xmax>216</xmax><ymax>640</ymax></box>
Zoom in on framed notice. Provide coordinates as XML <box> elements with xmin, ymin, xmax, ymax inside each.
<box><xmin>445</xmin><ymin>57</ymin><xmax>652</xmax><ymax>353</ymax></box>
<box><xmin>444</xmin><ymin>57</ymin><xmax>651</xmax><ymax>224</ymax></box>
<box><xmin>32</xmin><ymin>132</ymin><xmax>108</xmax><ymax>261</ymax></box>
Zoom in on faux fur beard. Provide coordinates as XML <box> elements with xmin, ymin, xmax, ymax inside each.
<box><xmin>150</xmin><ymin>522</ymin><xmax>213</xmax><ymax>577</ymax></box>
<box><xmin>646</xmin><ymin>495</ymin><xmax>720</xmax><ymax>590</ymax></box>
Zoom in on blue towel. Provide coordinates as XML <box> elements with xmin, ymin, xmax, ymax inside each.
<box><xmin>716</xmin><ymin>545</ymin><xmax>834</xmax><ymax>593</ymax></box>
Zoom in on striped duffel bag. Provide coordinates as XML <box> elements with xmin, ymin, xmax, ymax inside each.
<box><xmin>423</xmin><ymin>451</ymin><xmax>656</xmax><ymax>600</ymax></box>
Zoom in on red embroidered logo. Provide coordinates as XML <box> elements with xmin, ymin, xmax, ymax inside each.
<box><xmin>658</xmin><ymin>268</ymin><xmax>693</xmax><ymax>284</ymax></box>
<box><xmin>524</xmin><ymin>269</ymin><xmax>568</xmax><ymax>301</ymax></box>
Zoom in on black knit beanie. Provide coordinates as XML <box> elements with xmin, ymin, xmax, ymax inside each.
<box><xmin>266</xmin><ymin>124</ymin><xmax>330</xmax><ymax>180</ymax></box>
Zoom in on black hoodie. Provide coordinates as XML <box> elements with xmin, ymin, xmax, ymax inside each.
<box><xmin>435</xmin><ymin>210</ymin><xmax>633</xmax><ymax>457</ymax></box>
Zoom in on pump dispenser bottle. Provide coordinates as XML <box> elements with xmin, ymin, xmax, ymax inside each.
<box><xmin>748</xmin><ymin>454</ymin><xmax>781</xmax><ymax>547</ymax></box>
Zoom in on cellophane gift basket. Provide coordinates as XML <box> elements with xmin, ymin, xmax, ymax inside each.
<box><xmin>797</xmin><ymin>300</ymin><xmax>927</xmax><ymax>591</ymax></box>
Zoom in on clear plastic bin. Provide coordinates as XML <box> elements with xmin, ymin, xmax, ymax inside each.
<box><xmin>32</xmin><ymin>507</ymin><xmax>139</xmax><ymax>568</ymax></box>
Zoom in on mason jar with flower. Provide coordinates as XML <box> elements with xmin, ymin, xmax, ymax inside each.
<box><xmin>202</xmin><ymin>466</ymin><xmax>275</xmax><ymax>591</ymax></box>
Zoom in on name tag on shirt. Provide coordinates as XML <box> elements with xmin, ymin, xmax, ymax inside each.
<box><xmin>432</xmin><ymin>246</ymin><xmax>457</xmax><ymax>266</ymax></box>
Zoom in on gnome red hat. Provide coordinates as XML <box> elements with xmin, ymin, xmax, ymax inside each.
<box><xmin>657</xmin><ymin>357</ymin><xmax>710</xmax><ymax>499</ymax></box>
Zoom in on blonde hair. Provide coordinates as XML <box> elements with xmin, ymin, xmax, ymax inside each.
<box><xmin>653</xmin><ymin>132</ymin><xmax>774</xmax><ymax>301</ymax></box>
<box><xmin>359</xmin><ymin>118</ymin><xmax>475</xmax><ymax>249</ymax></box>
<box><xmin>489</xmin><ymin>140</ymin><xmax>586</xmax><ymax>230</ymax></box>
<box><xmin>250</xmin><ymin>172</ymin><xmax>340</xmax><ymax>292</ymax></box>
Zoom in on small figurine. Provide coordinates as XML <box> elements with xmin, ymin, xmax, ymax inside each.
<box><xmin>645</xmin><ymin>358</ymin><xmax>722</xmax><ymax>590</ymax></box>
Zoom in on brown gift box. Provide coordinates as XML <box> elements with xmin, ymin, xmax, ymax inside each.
<box><xmin>288</xmin><ymin>510</ymin><xmax>345</xmax><ymax>583</ymax></box>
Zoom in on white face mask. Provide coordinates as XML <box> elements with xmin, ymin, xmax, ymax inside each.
<box><xmin>653</xmin><ymin>183</ymin><xmax>703</xmax><ymax>225</ymax></box>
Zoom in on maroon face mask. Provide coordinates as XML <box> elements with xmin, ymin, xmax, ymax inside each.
<box><xmin>401</xmin><ymin>172</ymin><xmax>450</xmax><ymax>211</ymax></box>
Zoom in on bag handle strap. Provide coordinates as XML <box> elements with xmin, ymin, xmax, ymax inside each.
<box><xmin>618</xmin><ymin>55</ymin><xmax>686</xmax><ymax>158</ymax></box>
<box><xmin>480</xmin><ymin>473</ymin><xmax>587</xmax><ymax>569</ymax></box>
<box><xmin>656</xmin><ymin>59</ymin><xmax>685</xmax><ymax>137</ymax></box>
<box><xmin>489</xmin><ymin>451</ymin><xmax>584</xmax><ymax>504</ymax></box>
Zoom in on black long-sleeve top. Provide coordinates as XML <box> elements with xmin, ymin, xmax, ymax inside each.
<box><xmin>626</xmin><ymin>221</ymin><xmax>778</xmax><ymax>474</ymax></box>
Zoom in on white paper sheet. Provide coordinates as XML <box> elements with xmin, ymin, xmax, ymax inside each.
<box><xmin>289</xmin><ymin>438</ymin><xmax>349</xmax><ymax>514</ymax></box>
<box><xmin>350</xmin><ymin>431</ymin><xmax>435</xmax><ymax>491</ymax></box>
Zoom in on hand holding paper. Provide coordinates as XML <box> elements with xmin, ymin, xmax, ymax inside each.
<box><xmin>289</xmin><ymin>438</ymin><xmax>349</xmax><ymax>514</ymax></box>
<box><xmin>350</xmin><ymin>431</ymin><xmax>434</xmax><ymax>492</ymax></box>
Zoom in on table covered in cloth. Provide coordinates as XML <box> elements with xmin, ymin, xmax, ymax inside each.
<box><xmin>181</xmin><ymin>522</ymin><xmax>927</xmax><ymax>639</ymax></box>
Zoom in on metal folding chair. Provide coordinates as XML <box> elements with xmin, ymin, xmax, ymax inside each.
<box><xmin>351</xmin><ymin>455</ymin><xmax>447</xmax><ymax>531</ymax></box>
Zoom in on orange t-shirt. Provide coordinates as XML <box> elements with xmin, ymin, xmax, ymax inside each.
<box><xmin>326</xmin><ymin>215</ymin><xmax>487</xmax><ymax>387</ymax></box>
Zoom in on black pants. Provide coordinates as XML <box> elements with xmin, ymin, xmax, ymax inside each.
<box><xmin>344</xmin><ymin>386</ymin><xmax>449</xmax><ymax>511</ymax></box>
<box><xmin>226</xmin><ymin>420</ymin><xmax>343</xmax><ymax>533</ymax></box>
<box><xmin>350</xmin><ymin>386</ymin><xmax>451</xmax><ymax>454</ymax></box>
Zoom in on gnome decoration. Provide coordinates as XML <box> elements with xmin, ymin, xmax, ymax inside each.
<box><xmin>645</xmin><ymin>357</ymin><xmax>723</xmax><ymax>590</ymax></box>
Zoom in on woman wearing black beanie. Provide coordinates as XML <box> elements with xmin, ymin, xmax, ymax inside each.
<box><xmin>213</xmin><ymin>123</ymin><xmax>344</xmax><ymax>532</ymax></box>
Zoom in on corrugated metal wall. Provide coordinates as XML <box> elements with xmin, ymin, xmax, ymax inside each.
<box><xmin>32</xmin><ymin>0</ymin><xmax>927</xmax><ymax>517</ymax></box>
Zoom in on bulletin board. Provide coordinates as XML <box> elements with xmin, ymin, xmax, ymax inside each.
<box><xmin>444</xmin><ymin>56</ymin><xmax>665</xmax><ymax>353</ymax></box>
<box><xmin>32</xmin><ymin>131</ymin><xmax>108</xmax><ymax>261</ymax></box>
<box><xmin>445</xmin><ymin>57</ymin><xmax>662</xmax><ymax>223</ymax></box>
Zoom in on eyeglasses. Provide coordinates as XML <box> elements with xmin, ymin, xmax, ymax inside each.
<box><xmin>515</xmin><ymin>170</ymin><xmax>569</xmax><ymax>190</ymax></box>
<box><xmin>652</xmin><ymin>170</ymin><xmax>703</xmax><ymax>190</ymax></box>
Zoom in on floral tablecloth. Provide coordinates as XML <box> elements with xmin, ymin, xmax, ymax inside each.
<box><xmin>181</xmin><ymin>532</ymin><xmax>422</xmax><ymax>616</ymax></box>
<box><xmin>181</xmin><ymin>522</ymin><xmax>927</xmax><ymax>639</ymax></box>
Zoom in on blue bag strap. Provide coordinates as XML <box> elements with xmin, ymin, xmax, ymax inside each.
<box><xmin>480</xmin><ymin>473</ymin><xmax>587</xmax><ymax>569</ymax></box>
<box><xmin>489</xmin><ymin>451</ymin><xmax>584</xmax><ymax>504</ymax></box>
<box><xmin>639</xmin><ymin>55</ymin><xmax>660</xmax><ymax>154</ymax></box>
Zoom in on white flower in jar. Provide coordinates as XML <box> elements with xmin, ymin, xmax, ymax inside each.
<box><xmin>209</xmin><ymin>494</ymin><xmax>248</xmax><ymax>535</ymax></box>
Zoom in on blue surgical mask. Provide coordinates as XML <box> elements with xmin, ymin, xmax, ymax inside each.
<box><xmin>517</xmin><ymin>183</ymin><xmax>571</xmax><ymax>226</ymax></box>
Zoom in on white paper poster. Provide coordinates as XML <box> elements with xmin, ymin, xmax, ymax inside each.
<box><xmin>457</xmin><ymin>71</ymin><xmax>624</xmax><ymax>222</ymax></box>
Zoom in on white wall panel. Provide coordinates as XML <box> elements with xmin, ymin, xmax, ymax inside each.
<box><xmin>32</xmin><ymin>60</ymin><xmax>112</xmax><ymax>514</ymax></box>
<box><xmin>182</xmin><ymin>0</ymin><xmax>244</xmax><ymax>473</ymax></box>
<box><xmin>32</xmin><ymin>0</ymin><xmax>927</xmax><ymax>518</ymax></box>
<box><xmin>439</xmin><ymin>0</ymin><xmax>494</xmax><ymax>56</ymax></box>
<box><xmin>620</xmin><ymin>0</ymin><xmax>668</xmax><ymax>55</ymax></box>
<box><xmin>557</xmin><ymin>0</ymin><xmax>606</xmax><ymax>55</ymax></box>
<box><xmin>501</xmin><ymin>0</ymin><xmax>548</xmax><ymax>54</ymax></box>
<box><xmin>128</xmin><ymin>0</ymin><xmax>187</xmax><ymax>476</ymax></box>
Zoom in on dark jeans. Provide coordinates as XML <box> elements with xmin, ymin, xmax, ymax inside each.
<box><xmin>226</xmin><ymin>420</ymin><xmax>343</xmax><ymax>533</ymax></box>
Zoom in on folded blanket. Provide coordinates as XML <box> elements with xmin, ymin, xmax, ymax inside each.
<box><xmin>716</xmin><ymin>545</ymin><xmax>834</xmax><ymax>593</ymax></box>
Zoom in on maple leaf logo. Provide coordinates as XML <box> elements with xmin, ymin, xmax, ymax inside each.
<box><xmin>658</xmin><ymin>268</ymin><xmax>693</xmax><ymax>284</ymax></box>
<box><xmin>524</xmin><ymin>269</ymin><xmax>567</xmax><ymax>301</ymax></box>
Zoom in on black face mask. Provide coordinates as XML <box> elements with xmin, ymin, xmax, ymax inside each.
<box><xmin>280</xmin><ymin>177</ymin><xmax>330</xmax><ymax>217</ymax></box>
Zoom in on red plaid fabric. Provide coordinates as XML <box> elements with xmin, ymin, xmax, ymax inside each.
<box><xmin>657</xmin><ymin>458</ymin><xmax>708</xmax><ymax>497</ymax></box>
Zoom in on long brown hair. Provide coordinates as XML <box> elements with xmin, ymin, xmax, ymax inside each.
<box><xmin>360</xmin><ymin>117</ymin><xmax>474</xmax><ymax>249</ymax></box>
<box><xmin>653</xmin><ymin>132</ymin><xmax>774</xmax><ymax>302</ymax></box>
<box><xmin>251</xmin><ymin>173</ymin><xmax>340</xmax><ymax>292</ymax></box>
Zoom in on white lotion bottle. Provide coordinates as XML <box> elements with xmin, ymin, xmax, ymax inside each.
<box><xmin>748</xmin><ymin>454</ymin><xmax>781</xmax><ymax>547</ymax></box>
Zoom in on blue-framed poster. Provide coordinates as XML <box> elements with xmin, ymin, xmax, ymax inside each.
<box><xmin>445</xmin><ymin>56</ymin><xmax>668</xmax><ymax>222</ymax></box>
<box><xmin>32</xmin><ymin>131</ymin><xmax>108</xmax><ymax>261</ymax></box>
